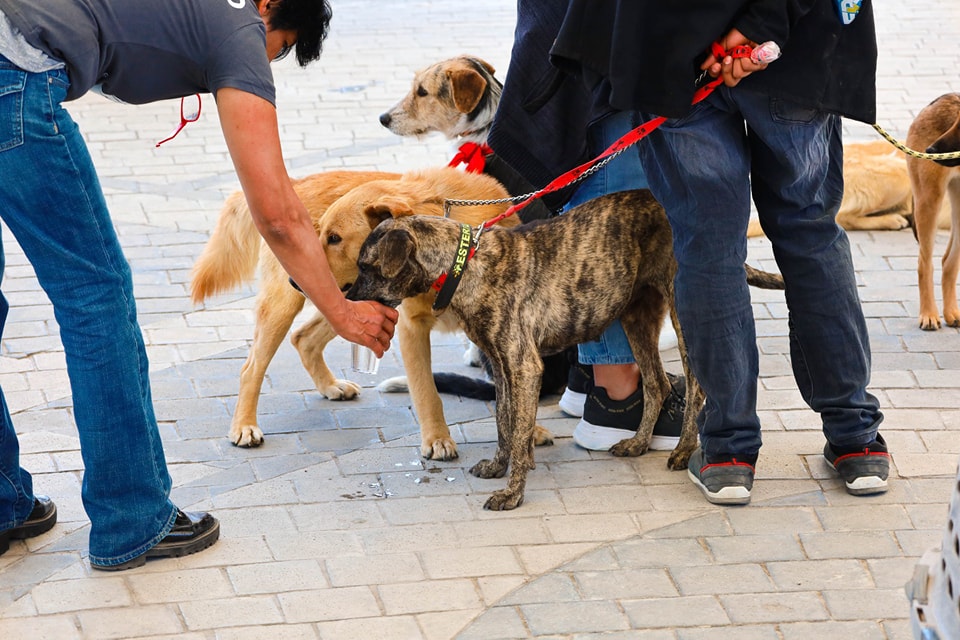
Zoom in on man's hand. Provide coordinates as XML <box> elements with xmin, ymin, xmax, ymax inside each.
<box><xmin>702</xmin><ymin>28</ymin><xmax>771</xmax><ymax>87</ymax></box>
<box><xmin>336</xmin><ymin>300</ymin><xmax>398</xmax><ymax>358</ymax></box>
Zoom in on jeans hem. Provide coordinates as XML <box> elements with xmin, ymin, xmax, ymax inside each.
<box><xmin>87</xmin><ymin>505</ymin><xmax>178</xmax><ymax>567</ymax></box>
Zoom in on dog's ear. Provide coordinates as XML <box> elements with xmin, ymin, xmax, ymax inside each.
<box><xmin>377</xmin><ymin>228</ymin><xmax>416</xmax><ymax>279</ymax></box>
<box><xmin>363</xmin><ymin>197</ymin><xmax>415</xmax><ymax>230</ymax></box>
<box><xmin>468</xmin><ymin>57</ymin><xmax>496</xmax><ymax>76</ymax></box>
<box><xmin>448</xmin><ymin>67</ymin><xmax>487</xmax><ymax>114</ymax></box>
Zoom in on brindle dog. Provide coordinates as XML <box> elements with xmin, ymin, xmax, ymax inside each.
<box><xmin>346</xmin><ymin>190</ymin><xmax>784</xmax><ymax>510</ymax></box>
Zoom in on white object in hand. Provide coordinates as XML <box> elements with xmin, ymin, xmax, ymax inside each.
<box><xmin>750</xmin><ymin>41</ymin><xmax>781</xmax><ymax>64</ymax></box>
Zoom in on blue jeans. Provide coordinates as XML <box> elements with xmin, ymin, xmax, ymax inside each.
<box><xmin>0</xmin><ymin>55</ymin><xmax>178</xmax><ymax>565</ymax></box>
<box><xmin>636</xmin><ymin>87</ymin><xmax>882</xmax><ymax>459</ymax></box>
<box><xmin>563</xmin><ymin>110</ymin><xmax>650</xmax><ymax>366</ymax></box>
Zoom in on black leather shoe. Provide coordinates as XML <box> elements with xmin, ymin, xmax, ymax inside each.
<box><xmin>91</xmin><ymin>509</ymin><xmax>220</xmax><ymax>571</ymax></box>
<box><xmin>0</xmin><ymin>495</ymin><xmax>58</xmax><ymax>555</ymax></box>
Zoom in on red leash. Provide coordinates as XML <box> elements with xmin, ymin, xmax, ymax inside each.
<box><xmin>477</xmin><ymin>41</ymin><xmax>773</xmax><ymax>229</ymax></box>
<box><xmin>430</xmin><ymin>43</ymin><xmax>764</xmax><ymax>308</ymax></box>
<box><xmin>478</xmin><ymin>76</ymin><xmax>723</xmax><ymax>229</ymax></box>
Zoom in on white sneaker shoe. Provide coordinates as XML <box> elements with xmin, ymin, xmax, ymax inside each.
<box><xmin>558</xmin><ymin>389</ymin><xmax>587</xmax><ymax>417</ymax></box>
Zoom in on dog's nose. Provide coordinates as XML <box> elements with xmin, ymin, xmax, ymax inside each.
<box><xmin>379</xmin><ymin>113</ymin><xmax>391</xmax><ymax>127</ymax></box>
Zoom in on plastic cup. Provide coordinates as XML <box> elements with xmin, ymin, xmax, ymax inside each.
<box><xmin>351</xmin><ymin>343</ymin><xmax>381</xmax><ymax>374</ymax></box>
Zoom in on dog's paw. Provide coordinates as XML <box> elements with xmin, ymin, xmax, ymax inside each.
<box><xmin>470</xmin><ymin>458</ymin><xmax>508</xmax><ymax>479</ymax></box>
<box><xmin>533</xmin><ymin>425</ymin><xmax>554</xmax><ymax>447</ymax></box>
<box><xmin>422</xmin><ymin>437</ymin><xmax>459</xmax><ymax>461</ymax></box>
<box><xmin>609</xmin><ymin>437</ymin><xmax>650</xmax><ymax>457</ymax></box>
<box><xmin>484</xmin><ymin>489</ymin><xmax>524</xmax><ymax>511</ymax></box>
<box><xmin>321</xmin><ymin>379</ymin><xmax>362</xmax><ymax>401</ymax></box>
<box><xmin>944</xmin><ymin>309</ymin><xmax>960</xmax><ymax>328</ymax></box>
<box><xmin>230</xmin><ymin>425</ymin><xmax>264</xmax><ymax>448</ymax></box>
<box><xmin>919</xmin><ymin>313</ymin><xmax>942</xmax><ymax>331</ymax></box>
<box><xmin>667</xmin><ymin>447</ymin><xmax>693</xmax><ymax>470</ymax></box>
<box><xmin>870</xmin><ymin>213</ymin><xmax>911</xmax><ymax>230</ymax></box>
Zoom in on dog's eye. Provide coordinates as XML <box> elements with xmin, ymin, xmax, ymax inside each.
<box><xmin>416</xmin><ymin>85</ymin><xmax>428</xmax><ymax>97</ymax></box>
<box><xmin>327</xmin><ymin>234</ymin><xmax>342</xmax><ymax>245</ymax></box>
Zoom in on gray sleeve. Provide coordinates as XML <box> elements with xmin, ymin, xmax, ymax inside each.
<box><xmin>205</xmin><ymin>25</ymin><xmax>276</xmax><ymax>106</ymax></box>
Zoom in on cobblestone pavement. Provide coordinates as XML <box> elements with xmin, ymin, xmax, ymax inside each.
<box><xmin>1</xmin><ymin>1</ymin><xmax>959</xmax><ymax>638</ymax></box>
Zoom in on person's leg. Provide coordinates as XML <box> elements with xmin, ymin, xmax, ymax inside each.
<box><xmin>0</xmin><ymin>243</ymin><xmax>40</xmax><ymax>535</ymax></box>
<box><xmin>563</xmin><ymin>111</ymin><xmax>683</xmax><ymax>450</ymax></box>
<box><xmin>0</xmin><ymin>59</ymin><xmax>193</xmax><ymax>564</ymax></box>
<box><xmin>639</xmin><ymin>90</ymin><xmax>761</xmax><ymax>461</ymax></box>
<box><xmin>738</xmin><ymin>93</ymin><xmax>887</xmax><ymax>494</ymax></box>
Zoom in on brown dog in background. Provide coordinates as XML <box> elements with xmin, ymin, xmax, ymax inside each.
<box><xmin>907</xmin><ymin>93</ymin><xmax>960</xmax><ymax>330</ymax></box>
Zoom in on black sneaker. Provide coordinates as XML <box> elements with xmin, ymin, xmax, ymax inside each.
<box><xmin>572</xmin><ymin>374</ymin><xmax>685</xmax><ymax>451</ymax></box>
<box><xmin>0</xmin><ymin>496</ymin><xmax>57</xmax><ymax>555</ymax></box>
<box><xmin>91</xmin><ymin>509</ymin><xmax>220</xmax><ymax>571</ymax></box>
<box><xmin>687</xmin><ymin>448</ymin><xmax>756</xmax><ymax>505</ymax></box>
<box><xmin>558</xmin><ymin>354</ymin><xmax>594</xmax><ymax>418</ymax></box>
<box><xmin>824</xmin><ymin>434</ymin><xmax>890</xmax><ymax>496</ymax></box>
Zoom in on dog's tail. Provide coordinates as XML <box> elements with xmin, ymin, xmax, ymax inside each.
<box><xmin>377</xmin><ymin>374</ymin><xmax>496</xmax><ymax>401</ymax></box>
<box><xmin>190</xmin><ymin>190</ymin><xmax>262</xmax><ymax>304</ymax></box>
<box><xmin>745</xmin><ymin>264</ymin><xmax>785</xmax><ymax>289</ymax></box>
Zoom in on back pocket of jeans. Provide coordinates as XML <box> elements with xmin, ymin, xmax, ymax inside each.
<box><xmin>0</xmin><ymin>68</ymin><xmax>26</xmax><ymax>151</ymax></box>
<box><xmin>770</xmin><ymin>97</ymin><xmax>820</xmax><ymax>125</ymax></box>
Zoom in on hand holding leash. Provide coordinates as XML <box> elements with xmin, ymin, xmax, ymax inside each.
<box><xmin>702</xmin><ymin>28</ymin><xmax>781</xmax><ymax>87</ymax></box>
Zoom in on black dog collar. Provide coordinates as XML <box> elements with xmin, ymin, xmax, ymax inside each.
<box><xmin>432</xmin><ymin>223</ymin><xmax>476</xmax><ymax>313</ymax></box>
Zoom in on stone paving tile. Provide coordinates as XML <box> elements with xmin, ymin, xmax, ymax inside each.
<box><xmin>1</xmin><ymin>0</ymin><xmax>959</xmax><ymax>638</ymax></box>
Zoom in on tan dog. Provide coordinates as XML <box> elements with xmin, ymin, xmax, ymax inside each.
<box><xmin>907</xmin><ymin>93</ymin><xmax>960</xmax><ymax>330</ymax></box>
<box><xmin>746</xmin><ymin>140</ymin><xmax>949</xmax><ymax>238</ymax></box>
<box><xmin>192</xmin><ymin>171</ymin><xmax>397</xmax><ymax>446</ymax></box>
<box><xmin>191</xmin><ymin>167</ymin><xmax>525</xmax><ymax>450</ymax></box>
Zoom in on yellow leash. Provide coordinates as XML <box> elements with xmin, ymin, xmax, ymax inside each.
<box><xmin>871</xmin><ymin>122</ymin><xmax>960</xmax><ymax>161</ymax></box>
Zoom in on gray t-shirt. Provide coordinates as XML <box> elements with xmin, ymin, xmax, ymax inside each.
<box><xmin>0</xmin><ymin>0</ymin><xmax>275</xmax><ymax>105</ymax></box>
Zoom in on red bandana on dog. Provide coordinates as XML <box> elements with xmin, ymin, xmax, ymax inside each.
<box><xmin>448</xmin><ymin>142</ymin><xmax>493</xmax><ymax>174</ymax></box>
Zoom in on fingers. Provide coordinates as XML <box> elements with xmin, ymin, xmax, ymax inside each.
<box><xmin>356</xmin><ymin>300</ymin><xmax>397</xmax><ymax>358</ymax></box>
<box><xmin>720</xmin><ymin>56</ymin><xmax>767</xmax><ymax>87</ymax></box>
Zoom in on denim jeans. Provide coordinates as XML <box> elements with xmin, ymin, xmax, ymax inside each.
<box><xmin>636</xmin><ymin>87</ymin><xmax>882</xmax><ymax>459</ymax></box>
<box><xmin>0</xmin><ymin>54</ymin><xmax>178</xmax><ymax>565</ymax></box>
<box><xmin>563</xmin><ymin>110</ymin><xmax>650</xmax><ymax>366</ymax></box>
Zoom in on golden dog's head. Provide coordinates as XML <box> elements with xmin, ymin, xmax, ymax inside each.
<box><xmin>379</xmin><ymin>55</ymin><xmax>500</xmax><ymax>143</ymax></box>
<box><xmin>317</xmin><ymin>167</ymin><xmax>513</xmax><ymax>291</ymax></box>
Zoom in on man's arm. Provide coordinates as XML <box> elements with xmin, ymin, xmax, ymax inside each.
<box><xmin>215</xmin><ymin>87</ymin><xmax>397</xmax><ymax>355</ymax></box>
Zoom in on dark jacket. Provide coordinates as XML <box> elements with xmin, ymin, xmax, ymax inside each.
<box><xmin>550</xmin><ymin>0</ymin><xmax>878</xmax><ymax>124</ymax></box>
<box><xmin>487</xmin><ymin>0</ymin><xmax>594</xmax><ymax>203</ymax></box>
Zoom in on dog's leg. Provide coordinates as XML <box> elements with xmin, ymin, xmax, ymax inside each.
<box><xmin>398</xmin><ymin>299</ymin><xmax>457</xmax><ymax>460</ymax></box>
<box><xmin>231</xmin><ymin>287</ymin><xmax>306</xmax><ymax>446</ymax></box>
<box><xmin>941</xmin><ymin>183</ymin><xmax>960</xmax><ymax>327</ymax></box>
<box><xmin>665</xmin><ymin>307</ymin><xmax>704</xmax><ymax>470</ymax></box>
<box><xmin>291</xmin><ymin>311</ymin><xmax>362</xmax><ymax>400</ymax></box>
<box><xmin>909</xmin><ymin>160</ymin><xmax>950</xmax><ymax>330</ymax></box>
<box><xmin>471</xmin><ymin>349</ymin><xmax>541</xmax><ymax>511</ymax></box>
<box><xmin>609</xmin><ymin>289</ymin><xmax>671</xmax><ymax>458</ymax></box>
